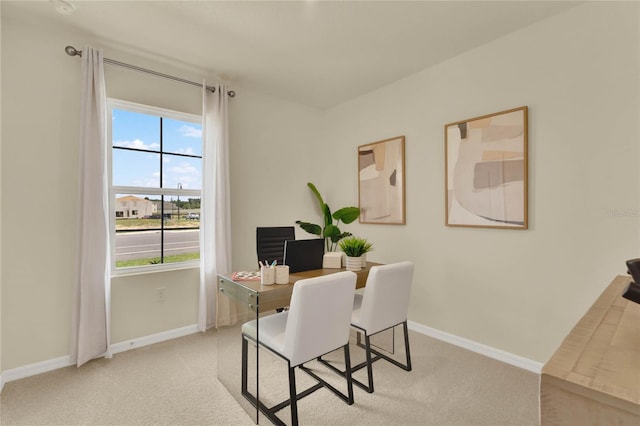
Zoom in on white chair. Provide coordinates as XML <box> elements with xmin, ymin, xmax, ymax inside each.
<box><xmin>320</xmin><ymin>261</ymin><xmax>414</xmax><ymax>393</ymax></box>
<box><xmin>241</xmin><ymin>271</ymin><xmax>357</xmax><ymax>426</ymax></box>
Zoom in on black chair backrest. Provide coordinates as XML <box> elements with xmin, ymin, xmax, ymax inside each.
<box><xmin>256</xmin><ymin>226</ymin><xmax>295</xmax><ymax>266</ymax></box>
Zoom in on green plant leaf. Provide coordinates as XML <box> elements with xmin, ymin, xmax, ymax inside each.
<box><xmin>333</xmin><ymin>207</ymin><xmax>360</xmax><ymax>224</ymax></box>
<box><xmin>323</xmin><ymin>224</ymin><xmax>340</xmax><ymax>239</ymax></box>
<box><xmin>295</xmin><ymin>220</ymin><xmax>322</xmax><ymax>236</ymax></box>
<box><xmin>322</xmin><ymin>203</ymin><xmax>333</xmax><ymax>227</ymax></box>
<box><xmin>307</xmin><ymin>182</ymin><xmax>325</xmax><ymax>210</ymax></box>
<box><xmin>330</xmin><ymin>231</ymin><xmax>352</xmax><ymax>243</ymax></box>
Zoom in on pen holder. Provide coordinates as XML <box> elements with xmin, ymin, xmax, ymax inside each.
<box><xmin>260</xmin><ymin>266</ymin><xmax>275</xmax><ymax>285</ymax></box>
<box><xmin>275</xmin><ymin>265</ymin><xmax>290</xmax><ymax>284</ymax></box>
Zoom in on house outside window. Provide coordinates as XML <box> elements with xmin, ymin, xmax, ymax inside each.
<box><xmin>109</xmin><ymin>99</ymin><xmax>202</xmax><ymax>272</ymax></box>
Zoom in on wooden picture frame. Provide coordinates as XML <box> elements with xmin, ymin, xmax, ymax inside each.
<box><xmin>358</xmin><ymin>136</ymin><xmax>406</xmax><ymax>224</ymax></box>
<box><xmin>445</xmin><ymin>106</ymin><xmax>528</xmax><ymax>229</ymax></box>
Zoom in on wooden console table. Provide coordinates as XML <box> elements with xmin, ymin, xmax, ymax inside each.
<box><xmin>540</xmin><ymin>275</ymin><xmax>640</xmax><ymax>425</ymax></box>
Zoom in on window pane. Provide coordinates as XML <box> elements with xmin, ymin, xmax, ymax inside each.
<box><xmin>114</xmin><ymin>194</ymin><xmax>162</xmax><ymax>267</ymax></box>
<box><xmin>112</xmin><ymin>109</ymin><xmax>160</xmax><ymax>152</ymax></box>
<box><xmin>163</xmin><ymin>195</ymin><xmax>201</xmax><ymax>264</ymax></box>
<box><xmin>163</xmin><ymin>118</ymin><xmax>202</xmax><ymax>157</ymax></box>
<box><xmin>113</xmin><ymin>149</ymin><xmax>160</xmax><ymax>188</ymax></box>
<box><xmin>114</xmin><ymin>194</ymin><xmax>201</xmax><ymax>267</ymax></box>
<box><xmin>163</xmin><ymin>154</ymin><xmax>202</xmax><ymax>190</ymax></box>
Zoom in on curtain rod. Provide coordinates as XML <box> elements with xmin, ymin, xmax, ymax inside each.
<box><xmin>65</xmin><ymin>46</ymin><xmax>236</xmax><ymax>98</ymax></box>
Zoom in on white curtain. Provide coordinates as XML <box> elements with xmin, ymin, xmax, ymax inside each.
<box><xmin>199</xmin><ymin>83</ymin><xmax>232</xmax><ymax>331</ymax></box>
<box><xmin>70</xmin><ymin>46</ymin><xmax>111</xmax><ymax>367</ymax></box>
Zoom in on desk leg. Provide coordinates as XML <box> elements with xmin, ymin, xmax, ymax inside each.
<box><xmin>217</xmin><ymin>278</ymin><xmax>259</xmax><ymax>424</ymax></box>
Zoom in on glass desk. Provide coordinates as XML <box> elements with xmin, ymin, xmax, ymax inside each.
<box><xmin>216</xmin><ymin>264</ymin><xmax>376</xmax><ymax>424</ymax></box>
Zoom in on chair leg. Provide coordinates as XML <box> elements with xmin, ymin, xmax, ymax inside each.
<box><xmin>288</xmin><ymin>364</ymin><xmax>298</xmax><ymax>426</ymax></box>
<box><xmin>364</xmin><ymin>333</ymin><xmax>375</xmax><ymax>393</ymax></box>
<box><xmin>358</xmin><ymin>322</ymin><xmax>412</xmax><ymax>393</ymax></box>
<box><xmin>403</xmin><ymin>320</ymin><xmax>412</xmax><ymax>371</ymax></box>
<box><xmin>310</xmin><ymin>324</ymin><xmax>411</xmax><ymax>396</ymax></box>
<box><xmin>343</xmin><ymin>344</ymin><xmax>354</xmax><ymax>405</ymax></box>
<box><xmin>244</xmin><ymin>339</ymin><xmax>348</xmax><ymax>425</ymax></box>
<box><xmin>366</xmin><ymin>326</ymin><xmax>411</xmax><ymax>371</ymax></box>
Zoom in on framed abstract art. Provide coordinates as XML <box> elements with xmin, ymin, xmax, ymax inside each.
<box><xmin>358</xmin><ymin>136</ymin><xmax>406</xmax><ymax>224</ymax></box>
<box><xmin>445</xmin><ymin>106</ymin><xmax>528</xmax><ymax>229</ymax></box>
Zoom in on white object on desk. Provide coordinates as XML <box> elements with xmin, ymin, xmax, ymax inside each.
<box><xmin>323</xmin><ymin>252</ymin><xmax>343</xmax><ymax>269</ymax></box>
<box><xmin>260</xmin><ymin>266</ymin><xmax>275</xmax><ymax>285</ymax></box>
<box><xmin>275</xmin><ymin>265</ymin><xmax>289</xmax><ymax>284</ymax></box>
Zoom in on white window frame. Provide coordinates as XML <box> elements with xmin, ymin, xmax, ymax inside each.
<box><xmin>108</xmin><ymin>99</ymin><xmax>202</xmax><ymax>276</ymax></box>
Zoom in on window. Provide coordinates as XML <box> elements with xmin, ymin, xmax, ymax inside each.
<box><xmin>109</xmin><ymin>99</ymin><xmax>202</xmax><ymax>271</ymax></box>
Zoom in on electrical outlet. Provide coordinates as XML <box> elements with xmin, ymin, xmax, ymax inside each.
<box><xmin>156</xmin><ymin>287</ymin><xmax>167</xmax><ymax>302</ymax></box>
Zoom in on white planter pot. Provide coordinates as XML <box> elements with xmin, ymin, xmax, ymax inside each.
<box><xmin>345</xmin><ymin>256</ymin><xmax>362</xmax><ymax>271</ymax></box>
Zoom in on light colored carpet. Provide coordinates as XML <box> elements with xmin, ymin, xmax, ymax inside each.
<box><xmin>0</xmin><ymin>328</ymin><xmax>539</xmax><ymax>425</ymax></box>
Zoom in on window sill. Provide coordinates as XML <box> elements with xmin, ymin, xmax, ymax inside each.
<box><xmin>111</xmin><ymin>261</ymin><xmax>200</xmax><ymax>278</ymax></box>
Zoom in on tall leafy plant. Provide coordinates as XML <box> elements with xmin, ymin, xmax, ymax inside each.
<box><xmin>296</xmin><ymin>182</ymin><xmax>360</xmax><ymax>252</ymax></box>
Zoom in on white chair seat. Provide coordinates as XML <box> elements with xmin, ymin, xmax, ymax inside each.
<box><xmin>242</xmin><ymin>312</ymin><xmax>287</xmax><ymax>355</ymax></box>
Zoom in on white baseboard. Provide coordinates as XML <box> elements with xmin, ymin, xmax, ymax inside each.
<box><xmin>110</xmin><ymin>324</ymin><xmax>199</xmax><ymax>355</ymax></box>
<box><xmin>407</xmin><ymin>321</ymin><xmax>543</xmax><ymax>374</ymax></box>
<box><xmin>1</xmin><ymin>354</ymin><xmax>74</xmax><ymax>387</ymax></box>
<box><xmin>0</xmin><ymin>324</ymin><xmax>200</xmax><ymax>390</ymax></box>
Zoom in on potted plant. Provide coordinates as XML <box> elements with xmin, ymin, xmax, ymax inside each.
<box><xmin>338</xmin><ymin>236</ymin><xmax>373</xmax><ymax>271</ymax></box>
<box><xmin>296</xmin><ymin>182</ymin><xmax>361</xmax><ymax>252</ymax></box>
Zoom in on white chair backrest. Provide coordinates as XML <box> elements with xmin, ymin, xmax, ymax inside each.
<box><xmin>358</xmin><ymin>261</ymin><xmax>414</xmax><ymax>335</ymax></box>
<box><xmin>283</xmin><ymin>271</ymin><xmax>357</xmax><ymax>367</ymax></box>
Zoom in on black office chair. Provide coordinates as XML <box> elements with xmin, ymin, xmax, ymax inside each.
<box><xmin>256</xmin><ymin>226</ymin><xmax>295</xmax><ymax>266</ymax></box>
<box><xmin>624</xmin><ymin>258</ymin><xmax>640</xmax><ymax>304</ymax></box>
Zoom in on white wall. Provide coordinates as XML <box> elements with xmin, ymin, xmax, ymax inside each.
<box><xmin>228</xmin><ymin>89</ymin><xmax>324</xmax><ymax>270</ymax></box>
<box><xmin>321</xmin><ymin>2</ymin><xmax>640</xmax><ymax>362</ymax></box>
<box><xmin>0</xmin><ymin>8</ymin><xmax>324</xmax><ymax>372</ymax></box>
<box><xmin>110</xmin><ymin>269</ymin><xmax>200</xmax><ymax>344</ymax></box>
<box><xmin>2</xmin><ymin>12</ymin><xmax>82</xmax><ymax>371</ymax></box>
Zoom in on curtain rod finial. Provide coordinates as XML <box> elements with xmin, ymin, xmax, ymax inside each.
<box><xmin>65</xmin><ymin>46</ymin><xmax>81</xmax><ymax>57</ymax></box>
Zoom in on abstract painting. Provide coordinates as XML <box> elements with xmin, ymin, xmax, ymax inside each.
<box><xmin>445</xmin><ymin>107</ymin><xmax>528</xmax><ymax>229</ymax></box>
<box><xmin>358</xmin><ymin>136</ymin><xmax>405</xmax><ymax>224</ymax></box>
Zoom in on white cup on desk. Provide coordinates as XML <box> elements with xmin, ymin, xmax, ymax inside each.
<box><xmin>275</xmin><ymin>265</ymin><xmax>289</xmax><ymax>284</ymax></box>
<box><xmin>260</xmin><ymin>266</ymin><xmax>275</xmax><ymax>285</ymax></box>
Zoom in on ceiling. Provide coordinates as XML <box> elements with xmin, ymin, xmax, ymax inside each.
<box><xmin>4</xmin><ymin>1</ymin><xmax>580</xmax><ymax>109</ymax></box>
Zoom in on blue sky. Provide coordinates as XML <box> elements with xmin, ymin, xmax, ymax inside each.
<box><xmin>112</xmin><ymin>108</ymin><xmax>202</xmax><ymax>191</ymax></box>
